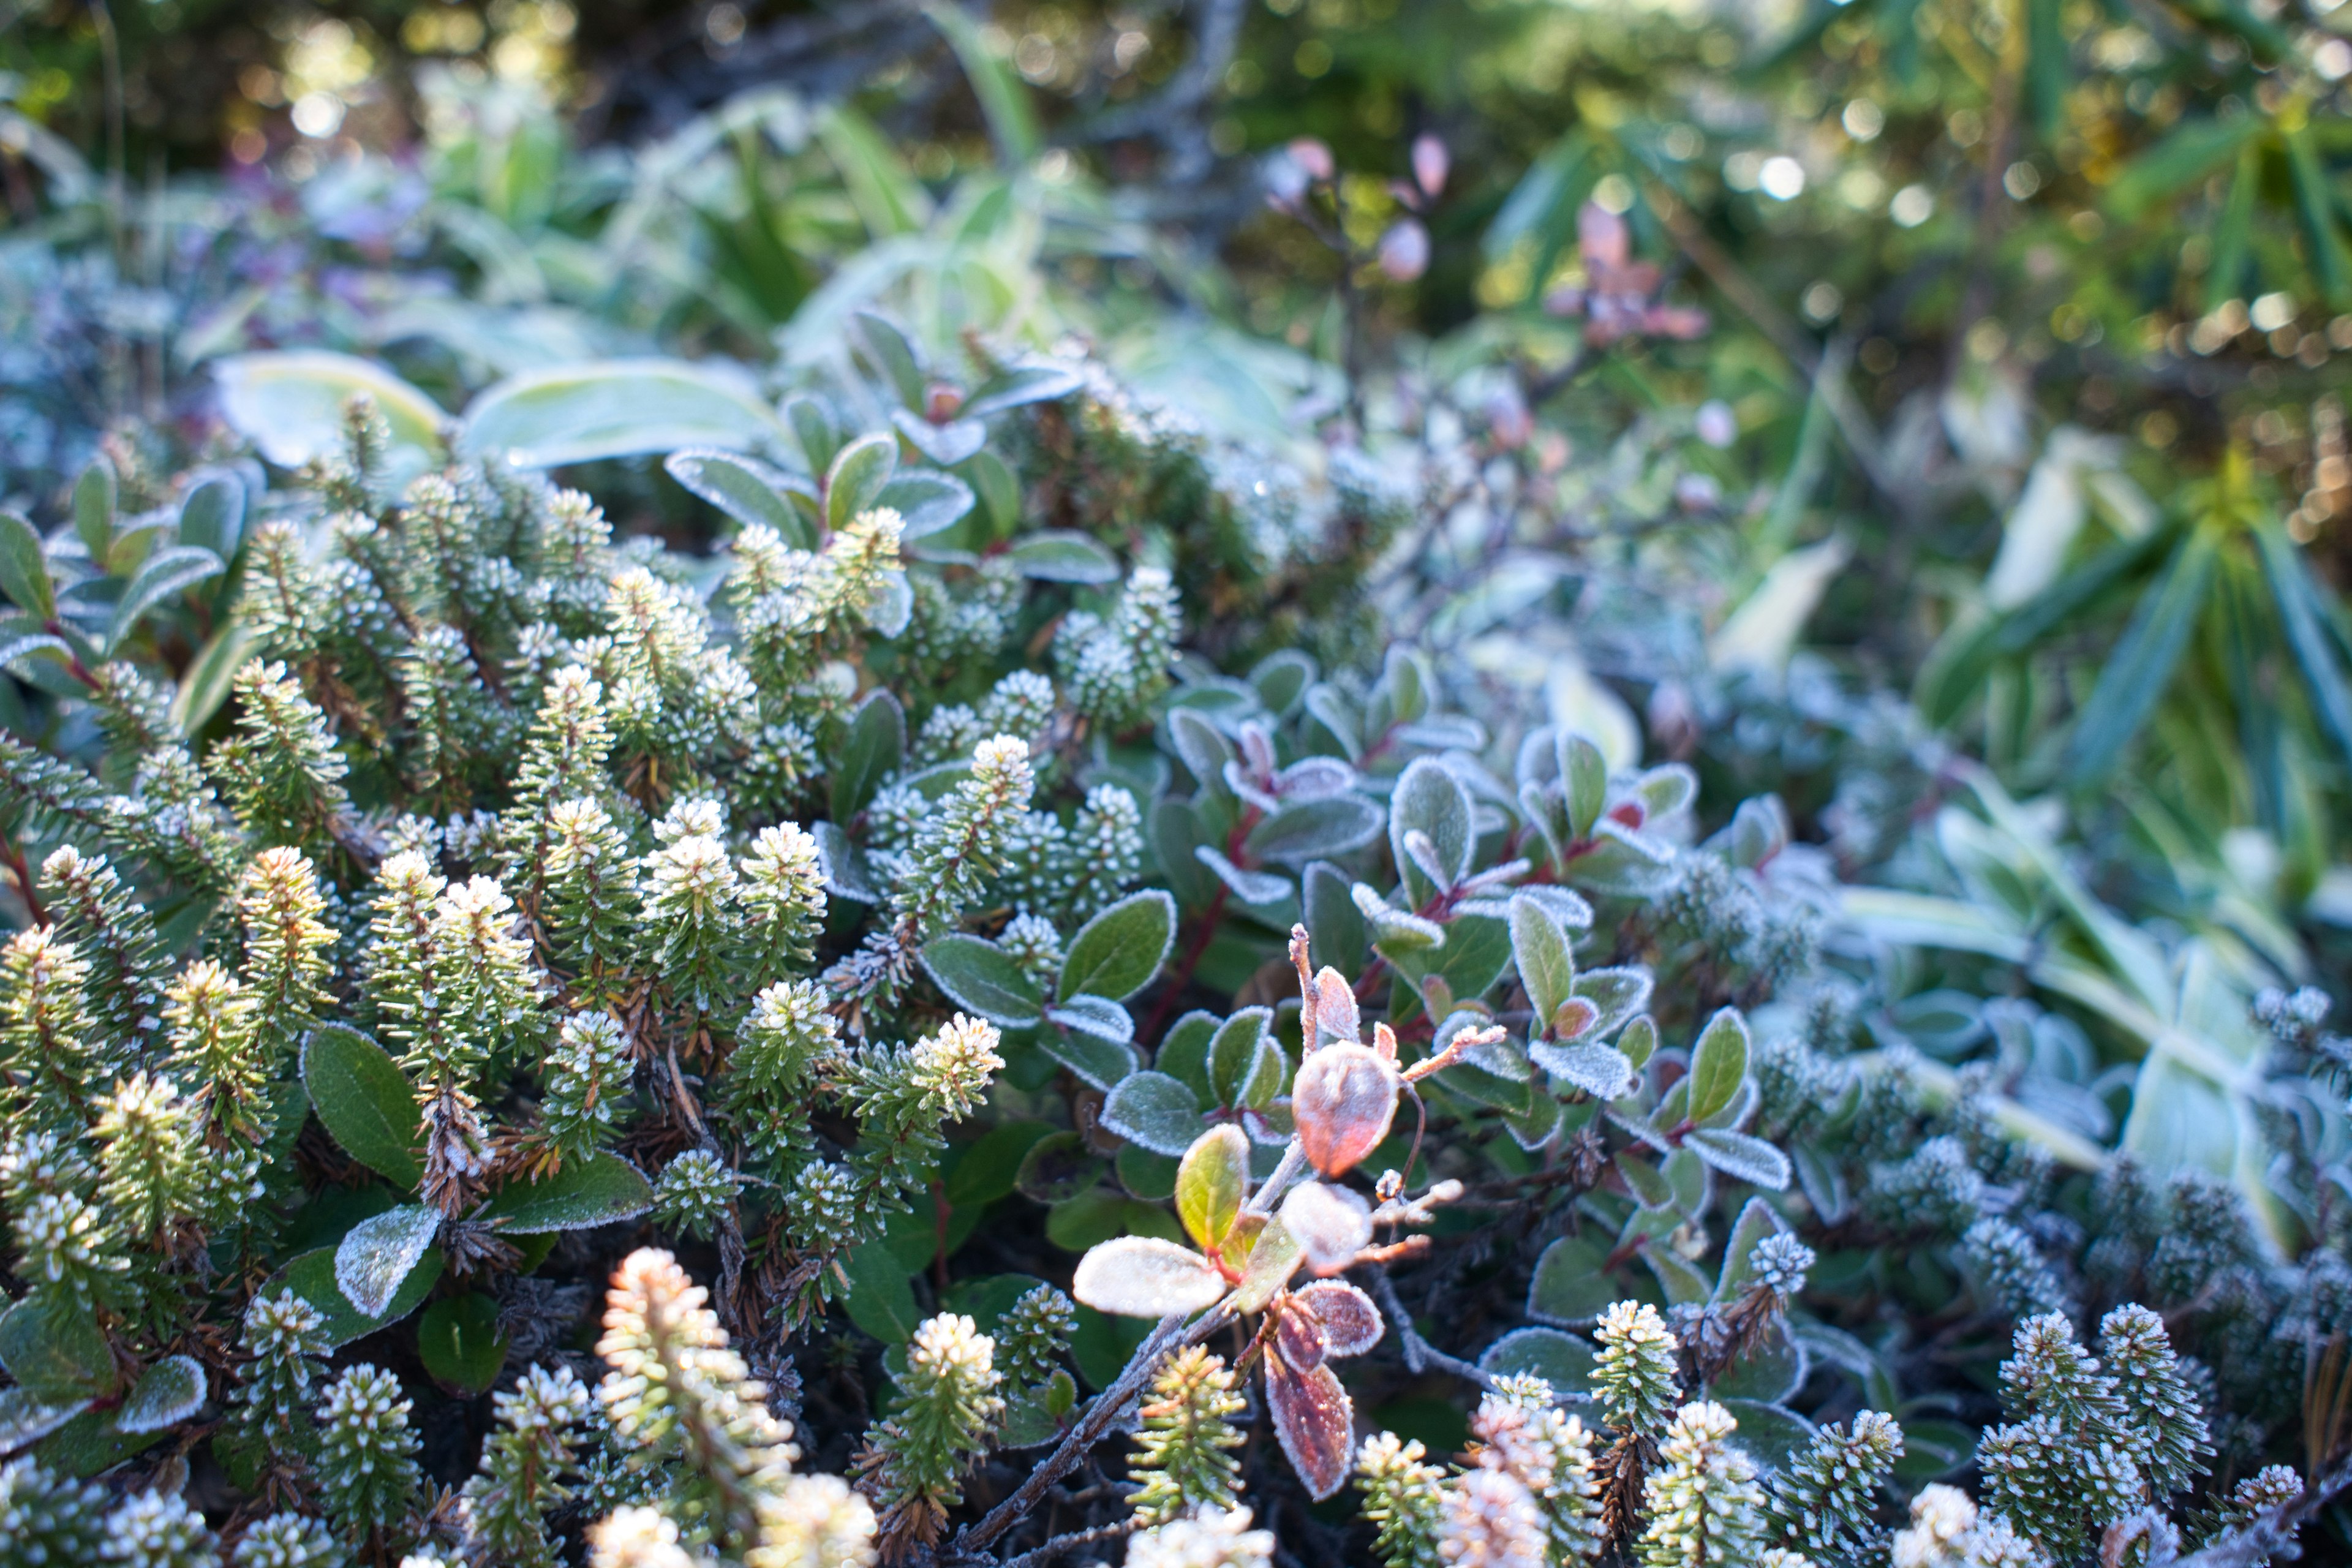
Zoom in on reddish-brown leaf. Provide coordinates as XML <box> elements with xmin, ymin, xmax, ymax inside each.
<box><xmin>1295</xmin><ymin>1280</ymin><xmax>1384</xmax><ymax>1358</ymax></box>
<box><xmin>1550</xmin><ymin>995</ymin><xmax>1600</xmax><ymax>1042</ymax></box>
<box><xmin>1275</xmin><ymin>1297</ymin><xmax>1328</xmax><ymax>1371</ymax></box>
<box><xmin>1265</xmin><ymin>1352</ymin><xmax>1354</xmax><ymax>1501</ymax></box>
<box><xmin>1312</xmin><ymin>967</ymin><xmax>1360</xmax><ymax>1046</ymax></box>
<box><xmin>1291</xmin><ymin>1043</ymin><xmax>1398</xmax><ymax>1177</ymax></box>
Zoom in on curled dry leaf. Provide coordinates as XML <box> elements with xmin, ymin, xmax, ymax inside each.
<box><xmin>1071</xmin><ymin>1235</ymin><xmax>1229</xmax><ymax>1317</ymax></box>
<box><xmin>1265</xmin><ymin>1352</ymin><xmax>1354</xmax><ymax>1502</ymax></box>
<box><xmin>1280</xmin><ymin>1180</ymin><xmax>1373</xmax><ymax>1276</ymax></box>
<box><xmin>1291</xmin><ymin>1043</ymin><xmax>1398</xmax><ymax>1177</ymax></box>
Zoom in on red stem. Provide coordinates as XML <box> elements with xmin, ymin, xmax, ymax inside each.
<box><xmin>1140</xmin><ymin>884</ymin><xmax>1227</xmax><ymax>1049</ymax></box>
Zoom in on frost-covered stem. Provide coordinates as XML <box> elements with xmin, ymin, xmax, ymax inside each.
<box><xmin>952</xmin><ymin>1305</ymin><xmax>1234</xmax><ymax>1559</ymax></box>
<box><xmin>1367</xmin><ymin>1267</ymin><xmax>1493</xmax><ymax>1391</ymax></box>
<box><xmin>1246</xmin><ymin>1142</ymin><xmax>1306</xmax><ymax>1217</ymax></box>
<box><xmin>993</xmin><ymin>1517</ymin><xmax>1148</xmax><ymax>1568</ymax></box>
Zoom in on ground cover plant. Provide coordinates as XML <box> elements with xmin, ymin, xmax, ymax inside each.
<box><xmin>7</xmin><ymin>1</ymin><xmax>2352</xmax><ymax>1566</ymax></box>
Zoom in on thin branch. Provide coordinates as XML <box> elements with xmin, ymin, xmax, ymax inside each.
<box><xmin>1366</xmin><ymin>1266</ymin><xmax>1493</xmax><ymax>1391</ymax></box>
<box><xmin>992</xmin><ymin>1517</ymin><xmax>1148</xmax><ymax>1568</ymax></box>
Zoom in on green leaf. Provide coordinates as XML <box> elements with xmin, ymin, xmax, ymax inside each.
<box><xmin>1716</xmin><ymin>1397</ymin><xmax>1817</xmax><ymax>1473</ymax></box>
<box><xmin>172</xmin><ymin>621</ymin><xmax>255</xmax><ymax>737</ymax></box>
<box><xmin>1687</xmin><ymin>1128</ymin><xmax>1790</xmax><ymax>1190</ymax></box>
<box><xmin>1117</xmin><ymin>1143</ymin><xmax>1180</xmax><ymax>1200</ymax></box>
<box><xmin>1207</xmin><ymin>1007</ymin><xmax>1282</xmax><ymax>1109</ymax></box>
<box><xmin>666</xmin><ymin>448</ymin><xmax>815</xmax><ymax>548</ymax></box>
<box><xmin>418</xmin><ymin>1293</ymin><xmax>511</xmax><ymax>1393</ymax></box>
<box><xmin>0</xmin><ymin>631</ymin><xmax>70</xmax><ymax>674</ymax></box>
<box><xmin>1176</xmin><ymin>1125</ymin><xmax>1249</xmax><ymax>1253</ymax></box>
<box><xmin>31</xmin><ymin>1405</ymin><xmax>164</xmax><ymax>1479</ymax></box>
<box><xmin>1052</xmin><ymin>1194</ymin><xmax>1186</xmax><ymax>1254</ymax></box>
<box><xmin>1684</xmin><ymin>1008</ymin><xmax>1751</xmax><ymax>1125</ymax></box>
<box><xmin>946</xmin><ymin>1121</ymin><xmax>1054</xmax><ymax>1207</ymax></box>
<box><xmin>1071</xmin><ymin>1303</ymin><xmax>1154</xmax><ymax>1390</ymax></box>
<box><xmin>1006</xmin><ymin>530</ymin><xmax>1123</xmax><ymax>584</ymax></box>
<box><xmin>2286</xmin><ymin>127</ymin><xmax>2352</xmax><ymax>308</ymax></box>
<box><xmin>2205</xmin><ymin>141</ymin><xmax>2261</xmax><ymax>311</ymax></box>
<box><xmin>1713</xmin><ymin>1197</ymin><xmax>1791</xmax><ymax>1304</ymax></box>
<box><xmin>1389</xmin><ymin>757</ymin><xmax>1473</xmax><ymax>905</ymax></box>
<box><xmin>1559</xmin><ymin>730</ymin><xmax>1608</xmax><ymax>842</ymax></box>
<box><xmin>1100</xmin><ymin>1070</ymin><xmax>1206</xmax><ymax>1157</ymax></box>
<box><xmin>1016</xmin><ymin>1131</ymin><xmax>1108</xmax><ymax>1204</ymax></box>
<box><xmin>2105</xmin><ymin>115</ymin><xmax>2263</xmax><ymax>219</ymax></box>
<box><xmin>1231</xmin><ymin>1216</ymin><xmax>1302</xmax><ymax>1313</ymax></box>
<box><xmin>854</xmin><ymin>309</ymin><xmax>928</xmax><ymax>406</ymax></box>
<box><xmin>1303</xmin><ymin>862</ymin><xmax>1369</xmax><ymax>975</ymax></box>
<box><xmin>1618</xmin><ymin>1152</ymin><xmax>1673</xmax><ymax>1209</ymax></box>
<box><xmin>1639</xmin><ymin>1241</ymin><xmax>1713</xmax><ymax>1305</ymax></box>
<box><xmin>337</xmin><ymin>1203</ymin><xmax>442</xmax><ymax>1316</ymax></box>
<box><xmin>1891</xmin><ymin>1418</ymin><xmax>1980</xmax><ymax>1482</ymax></box>
<box><xmin>1039</xmin><ymin>1030</ymin><xmax>1138</xmax><ymax>1090</ymax></box>
<box><xmin>175</xmin><ymin>468</ymin><xmax>246</xmax><ymax>561</ymax></box>
<box><xmin>0</xmin><ymin>1389</ymin><xmax>86</xmax><ymax>1451</ymax></box>
<box><xmin>115</xmin><ymin>1355</ymin><xmax>205</xmax><ymax>1434</ymax></box>
<box><xmin>813</xmin><ymin>104</ymin><xmax>933</xmax><ymax>239</ymax></box>
<box><xmin>1244</xmin><ymin>795</ymin><xmax>1385</xmax><ymax>865</ymax></box>
<box><xmin>963</xmin><ymin>363</ymin><xmax>1084</xmax><ymax>420</ymax></box>
<box><xmin>0</xmin><ymin>1295</ymin><xmax>118</xmax><ymax>1401</ymax></box>
<box><xmin>924</xmin><ymin>1</ymin><xmax>1042</xmax><ymax>165</ymax></box>
<box><xmin>214</xmin><ymin>350</ymin><xmax>448</xmax><ymax>480</ymax></box>
<box><xmin>921</xmin><ymin>935</ymin><xmax>1044</xmax><ymax>1027</ymax></box>
<box><xmin>106</xmin><ymin>545</ymin><xmax>222</xmax><ymax>654</ymax></box>
<box><xmin>461</xmin><ymin>358</ymin><xmax>782</xmax><ymax>468</ymax></box>
<box><xmin>844</xmin><ymin>1240</ymin><xmax>921</xmax><ymax>1343</ymax></box>
<box><xmin>876</xmin><ymin>470</ymin><xmax>975</xmax><ymax>540</ymax></box>
<box><xmin>1059</xmin><ymin>890</ymin><xmax>1177</xmax><ymax>1003</ymax></box>
<box><xmin>1526</xmin><ymin>1235</ymin><xmax>1618</xmax><ymax>1326</ymax></box>
<box><xmin>831</xmin><ymin>688</ymin><xmax>905</xmax><ymax>823</ymax></box>
<box><xmin>301</xmin><ymin>1023</ymin><xmax>424</xmax><ymax>1191</ymax></box>
<box><xmin>1250</xmin><ymin>649</ymin><xmax>1317</xmax><ymax>717</ymax></box>
<box><xmin>1427</xmin><ymin>910</ymin><xmax>1515</xmax><ymax>1002</ymax></box>
<box><xmin>481</xmin><ymin>1150</ymin><xmax>655</xmax><ymax>1234</ymax></box>
<box><xmin>2256</xmin><ymin>523</ymin><xmax>2352</xmax><ymax>771</ymax></box>
<box><xmin>1154</xmin><ymin>1011</ymin><xmax>1219</xmax><ymax>1102</ymax></box>
<box><xmin>1510</xmin><ymin>893</ymin><xmax>1577</xmax><ymax>1030</ymax></box>
<box><xmin>1478</xmin><ymin>1327</ymin><xmax>1596</xmax><ymax>1394</ymax></box>
<box><xmin>784</xmin><ymin>392</ymin><xmax>845</xmax><ymax>471</ymax></box>
<box><xmin>0</xmin><ymin>510</ymin><xmax>55</xmax><ymax>617</ymax></box>
<box><xmin>826</xmin><ymin>433</ymin><xmax>899</xmax><ymax>534</ymax></box>
<box><xmin>71</xmin><ymin>454</ymin><xmax>116</xmax><ymax>557</ymax></box>
<box><xmin>2062</xmin><ymin>527</ymin><xmax>2218</xmax><ymax>783</ymax></box>
<box><xmin>269</xmin><ymin>1242</ymin><xmax>444</xmax><ymax>1349</ymax></box>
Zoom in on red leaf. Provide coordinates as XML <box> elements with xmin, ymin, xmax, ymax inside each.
<box><xmin>1291</xmin><ymin>1044</ymin><xmax>1397</xmax><ymax>1177</ymax></box>
<box><xmin>1265</xmin><ymin>1353</ymin><xmax>1355</xmax><ymax>1501</ymax></box>
<box><xmin>1295</xmin><ymin>1280</ymin><xmax>1384</xmax><ymax>1358</ymax></box>
<box><xmin>1275</xmin><ymin>1297</ymin><xmax>1328</xmax><ymax>1371</ymax></box>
